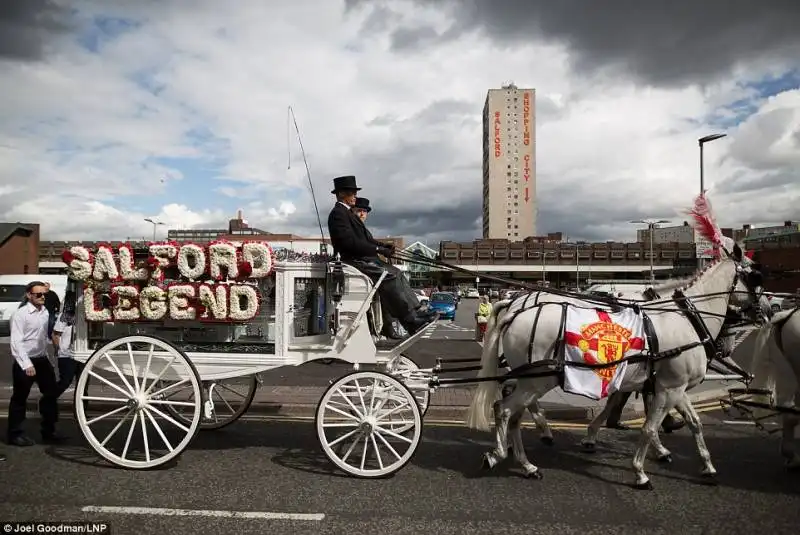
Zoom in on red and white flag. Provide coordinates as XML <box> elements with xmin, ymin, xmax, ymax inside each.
<box><xmin>563</xmin><ymin>307</ymin><xmax>648</xmax><ymax>400</ymax></box>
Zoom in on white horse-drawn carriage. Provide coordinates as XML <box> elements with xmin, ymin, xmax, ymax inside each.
<box><xmin>63</xmin><ymin>240</ymin><xmax>434</xmax><ymax>477</ymax></box>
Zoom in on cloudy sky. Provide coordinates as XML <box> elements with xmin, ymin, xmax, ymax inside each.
<box><xmin>1</xmin><ymin>0</ymin><xmax>799</xmax><ymax>245</ymax></box>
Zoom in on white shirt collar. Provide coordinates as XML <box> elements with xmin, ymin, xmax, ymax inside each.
<box><xmin>24</xmin><ymin>302</ymin><xmax>44</xmax><ymax>314</ymax></box>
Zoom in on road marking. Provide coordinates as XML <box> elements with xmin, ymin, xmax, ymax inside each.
<box><xmin>81</xmin><ymin>505</ymin><xmax>325</xmax><ymax>521</ymax></box>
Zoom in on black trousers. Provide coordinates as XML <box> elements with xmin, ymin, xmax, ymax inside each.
<box><xmin>348</xmin><ymin>259</ymin><xmax>420</xmax><ymax>322</ymax></box>
<box><xmin>7</xmin><ymin>357</ymin><xmax>59</xmax><ymax>440</ymax></box>
<box><xmin>56</xmin><ymin>358</ymin><xmax>85</xmax><ymax>397</ymax></box>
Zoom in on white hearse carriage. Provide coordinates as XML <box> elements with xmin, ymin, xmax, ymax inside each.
<box><xmin>62</xmin><ymin>240</ymin><xmax>434</xmax><ymax>477</ymax></box>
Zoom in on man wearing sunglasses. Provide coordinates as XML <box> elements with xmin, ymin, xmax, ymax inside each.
<box><xmin>7</xmin><ymin>281</ymin><xmax>64</xmax><ymax>447</ymax></box>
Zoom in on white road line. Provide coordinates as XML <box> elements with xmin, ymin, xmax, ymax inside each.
<box><xmin>81</xmin><ymin>505</ymin><xmax>325</xmax><ymax>521</ymax></box>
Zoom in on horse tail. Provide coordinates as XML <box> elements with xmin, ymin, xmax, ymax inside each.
<box><xmin>466</xmin><ymin>301</ymin><xmax>510</xmax><ymax>432</ymax></box>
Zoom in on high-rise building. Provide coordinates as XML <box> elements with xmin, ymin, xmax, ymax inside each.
<box><xmin>482</xmin><ymin>83</ymin><xmax>537</xmax><ymax>240</ymax></box>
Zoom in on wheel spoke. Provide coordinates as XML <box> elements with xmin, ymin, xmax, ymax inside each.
<box><xmin>322</xmin><ymin>422</ymin><xmax>360</xmax><ymax>428</ymax></box>
<box><xmin>213</xmin><ymin>388</ymin><xmax>236</xmax><ymax>415</ymax></box>
<box><xmin>334</xmin><ymin>388</ymin><xmax>364</xmax><ymax>418</ymax></box>
<box><xmin>340</xmin><ymin>431</ymin><xmax>362</xmax><ymax>462</ymax></box>
<box><xmin>138</xmin><ymin>344</ymin><xmax>155</xmax><ymax>395</ymax></box>
<box><xmin>87</xmin><ymin>405</ymin><xmax>129</xmax><ymax>426</ymax></box>
<box><xmin>143</xmin><ymin>407</ymin><xmax>174</xmax><ymax>452</ymax></box>
<box><xmin>82</xmin><ymin>396</ymin><xmax>130</xmax><ymax>403</ymax></box>
<box><xmin>353</xmin><ymin>378</ymin><xmax>368</xmax><ymax>416</ymax></box>
<box><xmin>99</xmin><ymin>409</ymin><xmax>134</xmax><ymax>443</ymax></box>
<box><xmin>370</xmin><ymin>434</ymin><xmax>384</xmax><ymax>470</ymax></box>
<box><xmin>149</xmin><ymin>378</ymin><xmax>191</xmax><ymax>399</ymax></box>
<box><xmin>324</xmin><ymin>404</ymin><xmax>361</xmax><ymax>422</ymax></box>
<box><xmin>327</xmin><ymin>427</ymin><xmax>361</xmax><ymax>448</ymax></box>
<box><xmin>374</xmin><ymin>401</ymin><xmax>411</xmax><ymax>422</ymax></box>
<box><xmin>359</xmin><ymin>433</ymin><xmax>369</xmax><ymax>472</ymax></box>
<box><xmin>147</xmin><ymin>400</ymin><xmax>196</xmax><ymax>407</ymax></box>
<box><xmin>139</xmin><ymin>411</ymin><xmax>151</xmax><ymax>463</ymax></box>
<box><xmin>121</xmin><ymin>413</ymin><xmax>137</xmax><ymax>460</ymax></box>
<box><xmin>142</xmin><ymin>356</ymin><xmax>178</xmax><ymax>396</ymax></box>
<box><xmin>374</xmin><ymin>428</ymin><xmax>402</xmax><ymax>461</ymax></box>
<box><xmin>374</xmin><ymin>424</ymin><xmax>414</xmax><ymax>443</ymax></box>
<box><xmin>127</xmin><ymin>343</ymin><xmax>141</xmax><ymax>393</ymax></box>
<box><xmin>145</xmin><ymin>404</ymin><xmax>191</xmax><ymax>433</ymax></box>
<box><xmin>87</xmin><ymin>370</ymin><xmax>132</xmax><ymax>398</ymax></box>
<box><xmin>102</xmin><ymin>352</ymin><xmax>136</xmax><ymax>395</ymax></box>
<box><xmin>216</xmin><ymin>383</ymin><xmax>249</xmax><ymax>400</ymax></box>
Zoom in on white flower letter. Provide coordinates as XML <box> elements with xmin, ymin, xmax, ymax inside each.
<box><xmin>83</xmin><ymin>288</ymin><xmax>112</xmax><ymax>322</ymax></box>
<box><xmin>242</xmin><ymin>242</ymin><xmax>273</xmax><ymax>278</ymax></box>
<box><xmin>177</xmin><ymin>244</ymin><xmax>207</xmax><ymax>280</ymax></box>
<box><xmin>66</xmin><ymin>246</ymin><xmax>92</xmax><ymax>281</ymax></box>
<box><xmin>92</xmin><ymin>245</ymin><xmax>119</xmax><ymax>282</ymax></box>
<box><xmin>198</xmin><ymin>284</ymin><xmax>228</xmax><ymax>320</ymax></box>
<box><xmin>112</xmin><ymin>285</ymin><xmax>140</xmax><ymax>321</ymax></box>
<box><xmin>139</xmin><ymin>286</ymin><xmax>167</xmax><ymax>321</ymax></box>
<box><xmin>148</xmin><ymin>243</ymin><xmax>178</xmax><ymax>281</ymax></box>
<box><xmin>228</xmin><ymin>284</ymin><xmax>259</xmax><ymax>321</ymax></box>
<box><xmin>118</xmin><ymin>245</ymin><xmax>148</xmax><ymax>281</ymax></box>
<box><xmin>208</xmin><ymin>241</ymin><xmax>238</xmax><ymax>280</ymax></box>
<box><xmin>168</xmin><ymin>284</ymin><xmax>196</xmax><ymax>320</ymax></box>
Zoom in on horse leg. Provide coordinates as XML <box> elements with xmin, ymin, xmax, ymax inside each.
<box><xmin>582</xmin><ymin>390</ymin><xmax>624</xmax><ymax>452</ymax></box>
<box><xmin>527</xmin><ymin>399</ymin><xmax>555</xmax><ymax>446</ymax></box>
<box><xmin>508</xmin><ymin>407</ymin><xmax>544</xmax><ymax>479</ymax></box>
<box><xmin>673</xmin><ymin>392</ymin><xmax>717</xmax><ymax>482</ymax></box>
<box><xmin>631</xmin><ymin>388</ymin><xmax>675</xmax><ymax>490</ymax></box>
<box><xmin>482</xmin><ymin>380</ymin><xmax>531</xmax><ymax>471</ymax></box>
<box><xmin>780</xmin><ymin>392</ymin><xmax>800</xmax><ymax>469</ymax></box>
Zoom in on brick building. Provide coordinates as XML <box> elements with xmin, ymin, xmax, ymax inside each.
<box><xmin>0</xmin><ymin>223</ymin><xmax>40</xmax><ymax>275</ymax></box>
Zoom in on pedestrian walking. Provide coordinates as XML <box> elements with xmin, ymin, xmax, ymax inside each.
<box><xmin>476</xmin><ymin>294</ymin><xmax>492</xmax><ymax>342</ymax></box>
<box><xmin>7</xmin><ymin>281</ymin><xmax>65</xmax><ymax>447</ymax></box>
<box><xmin>42</xmin><ymin>281</ymin><xmax>61</xmax><ymax>339</ymax></box>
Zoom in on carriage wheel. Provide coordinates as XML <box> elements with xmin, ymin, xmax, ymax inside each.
<box><xmin>162</xmin><ymin>375</ymin><xmax>259</xmax><ymax>430</ymax></box>
<box><xmin>384</xmin><ymin>354</ymin><xmax>431</xmax><ymax>432</ymax></box>
<box><xmin>316</xmin><ymin>370</ymin><xmax>422</xmax><ymax>478</ymax></box>
<box><xmin>74</xmin><ymin>335</ymin><xmax>202</xmax><ymax>470</ymax></box>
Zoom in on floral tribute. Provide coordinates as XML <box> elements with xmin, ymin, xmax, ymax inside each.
<box><xmin>61</xmin><ymin>240</ymin><xmax>274</xmax><ymax>323</ymax></box>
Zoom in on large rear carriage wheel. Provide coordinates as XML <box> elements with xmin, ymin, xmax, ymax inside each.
<box><xmin>163</xmin><ymin>375</ymin><xmax>259</xmax><ymax>430</ymax></box>
<box><xmin>316</xmin><ymin>370</ymin><xmax>422</xmax><ymax>478</ymax></box>
<box><xmin>74</xmin><ymin>335</ymin><xmax>203</xmax><ymax>470</ymax></box>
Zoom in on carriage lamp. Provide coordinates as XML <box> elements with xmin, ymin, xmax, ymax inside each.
<box><xmin>330</xmin><ymin>254</ymin><xmax>345</xmax><ymax>304</ymax></box>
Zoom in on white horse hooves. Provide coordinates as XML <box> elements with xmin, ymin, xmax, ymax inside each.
<box><xmin>657</xmin><ymin>453</ymin><xmax>673</xmax><ymax>464</ymax></box>
<box><xmin>581</xmin><ymin>441</ymin><xmax>596</xmax><ymax>453</ymax></box>
<box><xmin>632</xmin><ymin>480</ymin><xmax>653</xmax><ymax>491</ymax></box>
<box><xmin>524</xmin><ymin>469</ymin><xmax>543</xmax><ymax>480</ymax></box>
<box><xmin>700</xmin><ymin>473</ymin><xmax>718</xmax><ymax>485</ymax></box>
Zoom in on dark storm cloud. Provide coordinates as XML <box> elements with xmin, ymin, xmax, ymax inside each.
<box><xmin>347</xmin><ymin>0</ymin><xmax>800</xmax><ymax>88</ymax></box>
<box><xmin>715</xmin><ymin>169</ymin><xmax>800</xmax><ymax>195</ymax></box>
<box><xmin>0</xmin><ymin>0</ymin><xmax>74</xmax><ymax>61</ymax></box>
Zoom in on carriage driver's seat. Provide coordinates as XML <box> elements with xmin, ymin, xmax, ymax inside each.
<box><xmin>326</xmin><ymin>256</ymin><xmax>384</xmax><ymax>338</ymax></box>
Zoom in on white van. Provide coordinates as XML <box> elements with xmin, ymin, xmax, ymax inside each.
<box><xmin>0</xmin><ymin>274</ymin><xmax>69</xmax><ymax>337</ymax></box>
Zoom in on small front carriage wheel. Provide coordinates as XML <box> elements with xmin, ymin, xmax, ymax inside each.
<box><xmin>74</xmin><ymin>335</ymin><xmax>203</xmax><ymax>470</ymax></box>
<box><xmin>316</xmin><ymin>370</ymin><xmax>422</xmax><ymax>478</ymax></box>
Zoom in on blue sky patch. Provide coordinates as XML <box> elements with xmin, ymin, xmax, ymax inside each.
<box><xmin>77</xmin><ymin>16</ymin><xmax>142</xmax><ymax>53</ymax></box>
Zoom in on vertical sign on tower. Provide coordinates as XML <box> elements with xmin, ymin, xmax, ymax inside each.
<box><xmin>522</xmin><ymin>91</ymin><xmax>531</xmax><ymax>203</ymax></box>
<box><xmin>494</xmin><ymin>111</ymin><xmax>502</xmax><ymax>158</ymax></box>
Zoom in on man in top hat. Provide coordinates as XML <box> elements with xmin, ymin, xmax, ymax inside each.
<box><xmin>351</xmin><ymin>197</ymin><xmax>426</xmax><ymax>338</ymax></box>
<box><xmin>328</xmin><ymin>176</ymin><xmax>436</xmax><ymax>335</ymax></box>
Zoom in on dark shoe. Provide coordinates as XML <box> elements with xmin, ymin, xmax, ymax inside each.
<box><xmin>9</xmin><ymin>435</ymin><xmax>35</xmax><ymax>447</ymax></box>
<box><xmin>0</xmin><ymin>451</ymin><xmax>6</xmax><ymax>461</ymax></box>
<box><xmin>415</xmin><ymin>310</ymin><xmax>438</xmax><ymax>323</ymax></box>
<box><xmin>41</xmin><ymin>432</ymin><xmax>68</xmax><ymax>444</ymax></box>
<box><xmin>661</xmin><ymin>416</ymin><xmax>685</xmax><ymax>434</ymax></box>
<box><xmin>606</xmin><ymin>422</ymin><xmax>633</xmax><ymax>430</ymax></box>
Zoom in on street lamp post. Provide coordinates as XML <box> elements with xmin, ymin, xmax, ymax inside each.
<box><xmin>144</xmin><ymin>218</ymin><xmax>165</xmax><ymax>242</ymax></box>
<box><xmin>698</xmin><ymin>133</ymin><xmax>727</xmax><ymax>195</ymax></box>
<box><xmin>631</xmin><ymin>219</ymin><xmax>670</xmax><ymax>285</ymax></box>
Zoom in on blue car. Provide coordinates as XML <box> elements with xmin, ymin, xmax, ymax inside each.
<box><xmin>427</xmin><ymin>292</ymin><xmax>457</xmax><ymax>320</ymax></box>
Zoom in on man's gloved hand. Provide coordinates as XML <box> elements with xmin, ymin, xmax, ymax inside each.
<box><xmin>378</xmin><ymin>244</ymin><xmax>394</xmax><ymax>257</ymax></box>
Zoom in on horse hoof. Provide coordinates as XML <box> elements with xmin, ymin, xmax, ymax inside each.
<box><xmin>632</xmin><ymin>480</ymin><xmax>653</xmax><ymax>491</ymax></box>
<box><xmin>481</xmin><ymin>454</ymin><xmax>494</xmax><ymax>471</ymax></box>
<box><xmin>541</xmin><ymin>436</ymin><xmax>554</xmax><ymax>447</ymax></box>
<box><xmin>581</xmin><ymin>442</ymin><xmax>596</xmax><ymax>453</ymax></box>
<box><xmin>700</xmin><ymin>473</ymin><xmax>718</xmax><ymax>486</ymax></box>
<box><xmin>657</xmin><ymin>454</ymin><xmax>673</xmax><ymax>464</ymax></box>
<box><xmin>525</xmin><ymin>469</ymin><xmax>543</xmax><ymax>480</ymax></box>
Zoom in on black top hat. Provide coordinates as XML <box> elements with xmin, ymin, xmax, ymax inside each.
<box><xmin>331</xmin><ymin>175</ymin><xmax>361</xmax><ymax>194</ymax></box>
<box><xmin>353</xmin><ymin>197</ymin><xmax>371</xmax><ymax>212</ymax></box>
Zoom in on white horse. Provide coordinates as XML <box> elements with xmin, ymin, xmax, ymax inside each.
<box><xmin>466</xmin><ymin>244</ymin><xmax>762</xmax><ymax>489</ymax></box>
<box><xmin>748</xmin><ymin>307</ymin><xmax>800</xmax><ymax>468</ymax></box>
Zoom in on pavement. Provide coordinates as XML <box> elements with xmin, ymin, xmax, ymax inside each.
<box><xmin>0</xmin><ymin>298</ymin><xmax>751</xmax><ymax>423</ymax></box>
<box><xmin>0</xmin><ymin>409</ymin><xmax>798</xmax><ymax>534</ymax></box>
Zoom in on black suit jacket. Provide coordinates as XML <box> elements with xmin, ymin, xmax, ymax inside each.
<box><xmin>327</xmin><ymin>203</ymin><xmax>380</xmax><ymax>262</ymax></box>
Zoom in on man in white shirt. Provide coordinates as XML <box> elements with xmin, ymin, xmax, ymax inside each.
<box><xmin>7</xmin><ymin>281</ymin><xmax>64</xmax><ymax>447</ymax></box>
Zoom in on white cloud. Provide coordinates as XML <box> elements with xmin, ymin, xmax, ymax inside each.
<box><xmin>0</xmin><ymin>0</ymin><xmax>798</xmax><ymax>245</ymax></box>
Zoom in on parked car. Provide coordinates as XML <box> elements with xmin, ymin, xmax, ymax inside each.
<box><xmin>427</xmin><ymin>292</ymin><xmax>457</xmax><ymax>321</ymax></box>
<box><xmin>465</xmin><ymin>288</ymin><xmax>480</xmax><ymax>298</ymax></box>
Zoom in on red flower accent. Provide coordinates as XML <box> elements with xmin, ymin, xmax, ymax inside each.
<box><xmin>146</xmin><ymin>256</ymin><xmax>161</xmax><ymax>270</ymax></box>
<box><xmin>237</xmin><ymin>261</ymin><xmax>253</xmax><ymax>279</ymax></box>
<box><xmin>61</xmin><ymin>250</ymin><xmax>75</xmax><ymax>265</ymax></box>
<box><xmin>109</xmin><ymin>293</ymin><xmax>119</xmax><ymax>307</ymax></box>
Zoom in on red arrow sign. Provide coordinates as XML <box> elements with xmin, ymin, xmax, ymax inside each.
<box><xmin>524</xmin><ymin>187</ymin><xmax>530</xmax><ymax>203</ymax></box>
